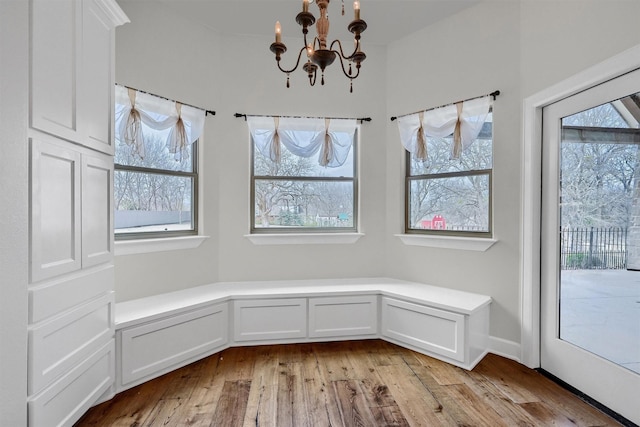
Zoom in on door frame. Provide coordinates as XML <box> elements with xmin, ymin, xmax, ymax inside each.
<box><xmin>521</xmin><ymin>43</ymin><xmax>640</xmax><ymax>369</ymax></box>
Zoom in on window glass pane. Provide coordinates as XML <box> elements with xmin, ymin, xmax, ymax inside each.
<box><xmin>254</xmin><ymin>179</ymin><xmax>354</xmax><ymax>229</ymax></box>
<box><xmin>114</xmin><ymin>170</ymin><xmax>193</xmax><ymax>233</ymax></box>
<box><xmin>410</xmin><ymin>113</ymin><xmax>492</xmax><ymax>176</ymax></box>
<box><xmin>253</xmin><ymin>144</ymin><xmax>354</xmax><ymax>178</ymax></box>
<box><xmin>562</xmin><ymin>102</ymin><xmax>630</xmax><ymax>128</ymax></box>
<box><xmin>115</xmin><ymin>124</ymin><xmax>193</xmax><ymax>173</ymax></box>
<box><xmin>408</xmin><ymin>174</ymin><xmax>490</xmax><ymax>232</ymax></box>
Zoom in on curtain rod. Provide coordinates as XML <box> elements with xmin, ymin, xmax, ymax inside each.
<box><xmin>389</xmin><ymin>90</ymin><xmax>500</xmax><ymax>122</ymax></box>
<box><xmin>234</xmin><ymin>113</ymin><xmax>372</xmax><ymax>124</ymax></box>
<box><xmin>116</xmin><ymin>83</ymin><xmax>216</xmax><ymax>116</ymax></box>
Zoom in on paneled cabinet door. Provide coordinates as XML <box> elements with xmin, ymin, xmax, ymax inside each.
<box><xmin>80</xmin><ymin>0</ymin><xmax>114</xmax><ymax>154</ymax></box>
<box><xmin>30</xmin><ymin>139</ymin><xmax>82</xmax><ymax>283</ymax></box>
<box><xmin>30</xmin><ymin>0</ymin><xmax>79</xmax><ymax>143</ymax></box>
<box><xmin>31</xmin><ymin>0</ymin><xmax>114</xmax><ymax>154</ymax></box>
<box><xmin>82</xmin><ymin>154</ymin><xmax>113</xmax><ymax>268</ymax></box>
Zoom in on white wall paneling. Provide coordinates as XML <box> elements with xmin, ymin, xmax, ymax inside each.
<box><xmin>27</xmin><ymin>0</ymin><xmax>127</xmax><ymax>425</ymax></box>
<box><xmin>28</xmin><ymin>293</ymin><xmax>114</xmax><ymax>395</ymax></box>
<box><xmin>30</xmin><ymin>138</ymin><xmax>82</xmax><ymax>283</ymax></box>
<box><xmin>308</xmin><ymin>295</ymin><xmax>378</xmax><ymax>338</ymax></box>
<box><xmin>28</xmin><ymin>341</ymin><xmax>115</xmax><ymax>427</ymax></box>
<box><xmin>80</xmin><ymin>0</ymin><xmax>114</xmax><ymax>153</ymax></box>
<box><xmin>381</xmin><ymin>297</ymin><xmax>466</xmax><ymax>364</ymax></box>
<box><xmin>233</xmin><ymin>298</ymin><xmax>307</xmax><ymax>342</ymax></box>
<box><xmin>29</xmin><ymin>264</ymin><xmax>114</xmax><ymax>325</ymax></box>
<box><xmin>30</xmin><ymin>0</ymin><xmax>117</xmax><ymax>154</ymax></box>
<box><xmin>118</xmin><ymin>302</ymin><xmax>228</xmax><ymax>389</ymax></box>
<box><xmin>30</xmin><ymin>0</ymin><xmax>79</xmax><ymax>141</ymax></box>
<box><xmin>115</xmin><ymin>279</ymin><xmax>491</xmax><ymax>389</ymax></box>
<box><xmin>81</xmin><ymin>153</ymin><xmax>113</xmax><ymax>268</ymax></box>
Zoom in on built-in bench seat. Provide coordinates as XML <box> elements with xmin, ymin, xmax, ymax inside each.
<box><xmin>114</xmin><ymin>277</ymin><xmax>491</xmax><ymax>393</ymax></box>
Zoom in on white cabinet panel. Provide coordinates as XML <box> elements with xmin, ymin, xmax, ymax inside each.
<box><xmin>381</xmin><ymin>297</ymin><xmax>465</xmax><ymax>362</ymax></box>
<box><xmin>31</xmin><ymin>0</ymin><xmax>115</xmax><ymax>154</ymax></box>
<box><xmin>29</xmin><ymin>293</ymin><xmax>113</xmax><ymax>395</ymax></box>
<box><xmin>30</xmin><ymin>139</ymin><xmax>82</xmax><ymax>282</ymax></box>
<box><xmin>81</xmin><ymin>154</ymin><xmax>113</xmax><ymax>267</ymax></box>
<box><xmin>30</xmin><ymin>264</ymin><xmax>114</xmax><ymax>324</ymax></box>
<box><xmin>28</xmin><ymin>340</ymin><xmax>114</xmax><ymax>427</ymax></box>
<box><xmin>309</xmin><ymin>295</ymin><xmax>378</xmax><ymax>338</ymax></box>
<box><xmin>234</xmin><ymin>298</ymin><xmax>307</xmax><ymax>342</ymax></box>
<box><xmin>120</xmin><ymin>303</ymin><xmax>228</xmax><ymax>387</ymax></box>
<box><xmin>30</xmin><ymin>0</ymin><xmax>79</xmax><ymax>140</ymax></box>
<box><xmin>80</xmin><ymin>0</ymin><xmax>113</xmax><ymax>153</ymax></box>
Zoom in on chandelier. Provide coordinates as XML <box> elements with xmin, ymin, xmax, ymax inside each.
<box><xmin>270</xmin><ymin>0</ymin><xmax>367</xmax><ymax>93</ymax></box>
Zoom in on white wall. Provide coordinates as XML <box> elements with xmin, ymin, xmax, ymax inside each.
<box><xmin>385</xmin><ymin>0</ymin><xmax>640</xmax><ymax>346</ymax></box>
<box><xmin>114</xmin><ymin>1</ymin><xmax>387</xmax><ymax>301</ymax></box>
<box><xmin>0</xmin><ymin>1</ymin><xmax>29</xmax><ymax>425</ymax></box>
<box><xmin>385</xmin><ymin>1</ymin><xmax>523</xmax><ymax>345</ymax></box>
<box><xmin>114</xmin><ymin>0</ymin><xmax>640</xmax><ymax>348</ymax></box>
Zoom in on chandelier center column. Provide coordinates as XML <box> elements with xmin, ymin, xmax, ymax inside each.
<box><xmin>316</xmin><ymin>0</ymin><xmax>330</xmax><ymax>49</ymax></box>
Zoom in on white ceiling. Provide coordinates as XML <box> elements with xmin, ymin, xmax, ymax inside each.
<box><xmin>150</xmin><ymin>0</ymin><xmax>480</xmax><ymax>46</ymax></box>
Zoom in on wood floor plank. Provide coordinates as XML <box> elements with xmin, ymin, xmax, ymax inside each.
<box><xmin>376</xmin><ymin>363</ymin><xmax>457</xmax><ymax>426</ymax></box>
<box><xmin>476</xmin><ymin>354</ymin><xmax>623</xmax><ymax>426</ymax></box>
<box><xmin>303</xmin><ymin>343</ymin><xmax>343</xmax><ymax>427</ymax></box>
<box><xmin>182</xmin><ymin>355</ymin><xmax>228</xmax><ymax>427</ymax></box>
<box><xmin>75</xmin><ymin>369</ymin><xmax>175</xmax><ymax>426</ymax></box>
<box><xmin>75</xmin><ymin>340</ymin><xmax>625</xmax><ymax>427</ymax></box>
<box><xmin>332</xmin><ymin>379</ymin><xmax>378</xmax><ymax>426</ymax></box>
<box><xmin>243</xmin><ymin>346</ymin><xmax>279</xmax><ymax>427</ymax></box>
<box><xmin>211</xmin><ymin>380</ymin><xmax>251</xmax><ymax>427</ymax></box>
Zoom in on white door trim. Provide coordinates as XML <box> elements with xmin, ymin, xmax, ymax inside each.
<box><xmin>521</xmin><ymin>43</ymin><xmax>640</xmax><ymax>369</ymax></box>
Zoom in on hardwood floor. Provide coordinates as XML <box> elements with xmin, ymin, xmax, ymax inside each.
<box><xmin>75</xmin><ymin>340</ymin><xmax>623</xmax><ymax>426</ymax></box>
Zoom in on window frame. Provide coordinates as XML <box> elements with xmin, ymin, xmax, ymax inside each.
<box><xmin>404</xmin><ymin>127</ymin><xmax>493</xmax><ymax>238</ymax></box>
<box><xmin>114</xmin><ymin>140</ymin><xmax>199</xmax><ymax>241</ymax></box>
<box><xmin>250</xmin><ymin>128</ymin><xmax>359</xmax><ymax>234</ymax></box>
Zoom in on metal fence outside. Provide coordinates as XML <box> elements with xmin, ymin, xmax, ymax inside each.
<box><xmin>560</xmin><ymin>227</ymin><xmax>627</xmax><ymax>270</ymax></box>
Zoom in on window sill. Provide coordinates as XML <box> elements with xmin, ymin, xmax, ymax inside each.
<box><xmin>394</xmin><ymin>234</ymin><xmax>497</xmax><ymax>252</ymax></box>
<box><xmin>245</xmin><ymin>233</ymin><xmax>364</xmax><ymax>245</ymax></box>
<box><xmin>115</xmin><ymin>235</ymin><xmax>210</xmax><ymax>256</ymax></box>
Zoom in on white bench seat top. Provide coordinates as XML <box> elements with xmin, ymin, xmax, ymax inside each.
<box><xmin>115</xmin><ymin>277</ymin><xmax>492</xmax><ymax>329</ymax></box>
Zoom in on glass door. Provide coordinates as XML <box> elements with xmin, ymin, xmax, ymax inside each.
<box><xmin>541</xmin><ymin>69</ymin><xmax>640</xmax><ymax>425</ymax></box>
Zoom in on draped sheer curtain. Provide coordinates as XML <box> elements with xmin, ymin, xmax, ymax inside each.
<box><xmin>396</xmin><ymin>95</ymin><xmax>492</xmax><ymax>161</ymax></box>
<box><xmin>247</xmin><ymin>116</ymin><xmax>357</xmax><ymax>167</ymax></box>
<box><xmin>114</xmin><ymin>84</ymin><xmax>206</xmax><ymax>161</ymax></box>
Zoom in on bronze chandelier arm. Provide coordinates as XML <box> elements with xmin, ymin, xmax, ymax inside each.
<box><xmin>331</xmin><ymin>50</ymin><xmax>362</xmax><ymax>80</ymax></box>
<box><xmin>275</xmin><ymin>46</ymin><xmax>309</xmax><ymax>74</ymax></box>
<box><xmin>329</xmin><ymin>38</ymin><xmax>360</xmax><ymax>61</ymax></box>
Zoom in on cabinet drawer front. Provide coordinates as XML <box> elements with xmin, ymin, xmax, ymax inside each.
<box><xmin>309</xmin><ymin>295</ymin><xmax>378</xmax><ymax>338</ymax></box>
<box><xmin>234</xmin><ymin>298</ymin><xmax>307</xmax><ymax>342</ymax></box>
<box><xmin>28</xmin><ymin>340</ymin><xmax>114</xmax><ymax>427</ymax></box>
<box><xmin>29</xmin><ymin>293</ymin><xmax>113</xmax><ymax>394</ymax></box>
<box><xmin>120</xmin><ymin>303</ymin><xmax>228</xmax><ymax>386</ymax></box>
<box><xmin>29</xmin><ymin>265</ymin><xmax>113</xmax><ymax>324</ymax></box>
<box><xmin>381</xmin><ymin>297</ymin><xmax>465</xmax><ymax>362</ymax></box>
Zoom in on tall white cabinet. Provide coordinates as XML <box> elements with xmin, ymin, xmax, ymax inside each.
<box><xmin>27</xmin><ymin>1</ymin><xmax>128</xmax><ymax>426</ymax></box>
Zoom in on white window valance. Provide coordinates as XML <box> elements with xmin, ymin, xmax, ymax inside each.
<box><xmin>397</xmin><ymin>95</ymin><xmax>492</xmax><ymax>161</ymax></box>
<box><xmin>114</xmin><ymin>84</ymin><xmax>206</xmax><ymax>160</ymax></box>
<box><xmin>247</xmin><ymin>116</ymin><xmax>357</xmax><ymax>168</ymax></box>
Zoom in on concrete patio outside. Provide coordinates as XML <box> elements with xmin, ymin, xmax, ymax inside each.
<box><xmin>560</xmin><ymin>269</ymin><xmax>640</xmax><ymax>374</ymax></box>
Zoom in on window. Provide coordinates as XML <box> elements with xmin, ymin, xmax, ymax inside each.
<box><xmin>399</xmin><ymin>96</ymin><xmax>493</xmax><ymax>237</ymax></box>
<box><xmin>114</xmin><ymin>85</ymin><xmax>205</xmax><ymax>239</ymax></box>
<box><xmin>248</xmin><ymin>116</ymin><xmax>358</xmax><ymax>233</ymax></box>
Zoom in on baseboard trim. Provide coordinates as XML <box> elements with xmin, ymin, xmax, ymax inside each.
<box><xmin>488</xmin><ymin>336</ymin><xmax>521</xmax><ymax>363</ymax></box>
